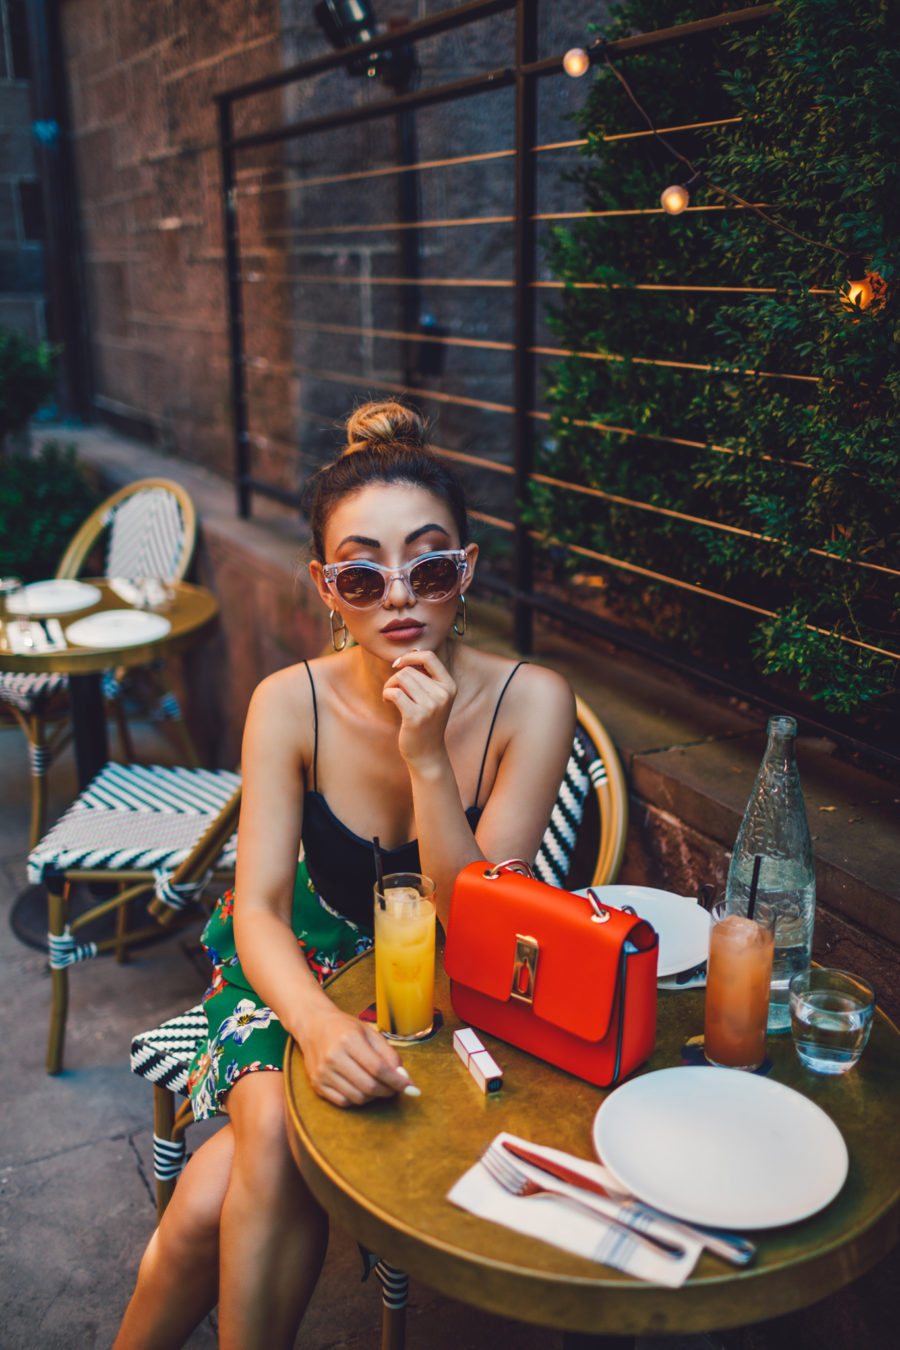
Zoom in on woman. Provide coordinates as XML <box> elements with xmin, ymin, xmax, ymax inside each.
<box><xmin>113</xmin><ymin>401</ymin><xmax>575</xmax><ymax>1350</ymax></box>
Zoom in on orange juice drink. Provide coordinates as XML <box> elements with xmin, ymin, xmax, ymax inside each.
<box><xmin>704</xmin><ymin>904</ymin><xmax>775</xmax><ymax>1070</ymax></box>
<box><xmin>374</xmin><ymin>873</ymin><xmax>436</xmax><ymax>1041</ymax></box>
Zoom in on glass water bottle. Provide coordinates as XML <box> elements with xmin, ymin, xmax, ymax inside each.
<box><xmin>725</xmin><ymin>715</ymin><xmax>816</xmax><ymax>1033</ymax></box>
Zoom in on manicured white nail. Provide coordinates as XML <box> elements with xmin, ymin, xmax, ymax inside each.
<box><xmin>396</xmin><ymin>1066</ymin><xmax>421</xmax><ymax>1096</ymax></box>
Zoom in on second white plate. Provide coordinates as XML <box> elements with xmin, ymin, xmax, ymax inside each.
<box><xmin>8</xmin><ymin>579</ymin><xmax>101</xmax><ymax>615</ymax></box>
<box><xmin>593</xmin><ymin>1066</ymin><xmax>848</xmax><ymax>1229</ymax></box>
<box><xmin>575</xmin><ymin>884</ymin><xmax>710</xmax><ymax>977</ymax></box>
<box><xmin>65</xmin><ymin>609</ymin><xmax>171</xmax><ymax>648</ymax></box>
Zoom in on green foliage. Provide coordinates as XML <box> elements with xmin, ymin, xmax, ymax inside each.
<box><xmin>0</xmin><ymin>443</ymin><xmax>102</xmax><ymax>581</ymax></box>
<box><xmin>0</xmin><ymin>326</ymin><xmax>58</xmax><ymax>444</ymax></box>
<box><xmin>533</xmin><ymin>0</ymin><xmax>900</xmax><ymax>716</ymax></box>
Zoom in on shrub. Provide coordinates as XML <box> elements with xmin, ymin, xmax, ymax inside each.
<box><xmin>0</xmin><ymin>443</ymin><xmax>102</xmax><ymax>580</ymax></box>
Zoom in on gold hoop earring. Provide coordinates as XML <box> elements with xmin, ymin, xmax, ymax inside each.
<box><xmin>330</xmin><ymin>609</ymin><xmax>347</xmax><ymax>652</ymax></box>
<box><xmin>452</xmin><ymin>593</ymin><xmax>467</xmax><ymax>637</ymax></box>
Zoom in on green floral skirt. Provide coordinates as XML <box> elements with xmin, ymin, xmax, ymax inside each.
<box><xmin>187</xmin><ymin>859</ymin><xmax>373</xmax><ymax>1121</ymax></box>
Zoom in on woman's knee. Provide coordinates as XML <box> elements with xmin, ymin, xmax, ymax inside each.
<box><xmin>227</xmin><ymin>1072</ymin><xmax>300</xmax><ymax>1192</ymax></box>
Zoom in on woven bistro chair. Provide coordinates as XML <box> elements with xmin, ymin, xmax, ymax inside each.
<box><xmin>26</xmin><ymin>761</ymin><xmax>241</xmax><ymax>1074</ymax></box>
<box><xmin>0</xmin><ymin>478</ymin><xmax>198</xmax><ymax>850</ymax></box>
<box><xmin>127</xmin><ymin>696</ymin><xmax>628</xmax><ymax>1350</ymax></box>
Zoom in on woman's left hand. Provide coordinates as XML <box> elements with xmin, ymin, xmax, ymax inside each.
<box><xmin>382</xmin><ymin>649</ymin><xmax>456</xmax><ymax>767</ymax></box>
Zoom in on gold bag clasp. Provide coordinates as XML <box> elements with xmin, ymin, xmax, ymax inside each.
<box><xmin>511</xmin><ymin>934</ymin><xmax>539</xmax><ymax>1004</ymax></box>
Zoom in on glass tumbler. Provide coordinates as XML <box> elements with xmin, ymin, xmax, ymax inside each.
<box><xmin>789</xmin><ymin>968</ymin><xmax>875</xmax><ymax>1074</ymax></box>
<box><xmin>704</xmin><ymin>901</ymin><xmax>775</xmax><ymax>1070</ymax></box>
<box><xmin>374</xmin><ymin>872</ymin><xmax>436</xmax><ymax>1042</ymax></box>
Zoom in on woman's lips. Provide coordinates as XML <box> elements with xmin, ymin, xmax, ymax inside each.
<box><xmin>380</xmin><ymin>619</ymin><xmax>425</xmax><ymax>641</ymax></box>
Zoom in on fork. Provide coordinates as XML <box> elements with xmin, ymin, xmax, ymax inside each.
<box><xmin>479</xmin><ymin>1145</ymin><xmax>686</xmax><ymax>1259</ymax></box>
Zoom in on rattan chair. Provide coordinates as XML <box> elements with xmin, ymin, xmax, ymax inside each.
<box><xmin>27</xmin><ymin>762</ymin><xmax>241</xmax><ymax>1074</ymax></box>
<box><xmin>0</xmin><ymin>478</ymin><xmax>199</xmax><ymax>849</ymax></box>
<box><xmin>126</xmin><ymin>696</ymin><xmax>628</xmax><ymax>1349</ymax></box>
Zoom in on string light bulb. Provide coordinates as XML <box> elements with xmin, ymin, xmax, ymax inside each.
<box><xmin>840</xmin><ymin>258</ymin><xmax>885</xmax><ymax>314</ymax></box>
<box><xmin>660</xmin><ymin>183</ymin><xmax>690</xmax><ymax>215</ymax></box>
<box><xmin>563</xmin><ymin>47</ymin><xmax>591</xmax><ymax>78</ymax></box>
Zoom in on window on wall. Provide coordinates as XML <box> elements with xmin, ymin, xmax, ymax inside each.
<box><xmin>5</xmin><ymin>0</ymin><xmax>32</xmax><ymax>81</ymax></box>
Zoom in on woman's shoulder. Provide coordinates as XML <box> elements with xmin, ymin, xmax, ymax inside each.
<box><xmin>462</xmin><ymin>648</ymin><xmax>574</xmax><ymax>720</ymax></box>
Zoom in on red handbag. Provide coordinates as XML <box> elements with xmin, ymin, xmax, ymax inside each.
<box><xmin>444</xmin><ymin>861</ymin><xmax>658</xmax><ymax>1087</ymax></box>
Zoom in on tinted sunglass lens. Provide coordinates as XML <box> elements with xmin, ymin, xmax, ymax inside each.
<box><xmin>410</xmin><ymin>555</ymin><xmax>459</xmax><ymax>599</ymax></box>
<box><xmin>335</xmin><ymin>566</ymin><xmax>385</xmax><ymax>606</ymax></box>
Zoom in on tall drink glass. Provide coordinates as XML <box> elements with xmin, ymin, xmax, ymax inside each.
<box><xmin>374</xmin><ymin>872</ymin><xmax>436</xmax><ymax>1042</ymax></box>
<box><xmin>704</xmin><ymin>901</ymin><xmax>775</xmax><ymax>1070</ymax></box>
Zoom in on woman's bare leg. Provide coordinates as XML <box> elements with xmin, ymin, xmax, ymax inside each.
<box><xmin>217</xmin><ymin>1071</ymin><xmax>329</xmax><ymax>1350</ymax></box>
<box><xmin>113</xmin><ymin>1123</ymin><xmax>234</xmax><ymax>1350</ymax></box>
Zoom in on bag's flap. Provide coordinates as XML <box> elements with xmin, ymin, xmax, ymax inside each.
<box><xmin>445</xmin><ymin>862</ymin><xmax>657</xmax><ymax>1040</ymax></box>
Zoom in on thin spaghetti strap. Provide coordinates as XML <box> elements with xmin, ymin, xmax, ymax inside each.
<box><xmin>473</xmin><ymin>661</ymin><xmax>526</xmax><ymax>806</ymax></box>
<box><xmin>304</xmin><ymin>661</ymin><xmax>319</xmax><ymax>793</ymax></box>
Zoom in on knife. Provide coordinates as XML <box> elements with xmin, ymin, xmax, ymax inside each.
<box><xmin>502</xmin><ymin>1140</ymin><xmax>756</xmax><ymax>1266</ymax></box>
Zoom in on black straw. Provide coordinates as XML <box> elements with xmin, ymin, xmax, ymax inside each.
<box><xmin>747</xmin><ymin>854</ymin><xmax>762</xmax><ymax>921</ymax></box>
<box><xmin>372</xmin><ymin>836</ymin><xmax>385</xmax><ymax>908</ymax></box>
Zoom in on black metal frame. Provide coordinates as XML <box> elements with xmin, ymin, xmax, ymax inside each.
<box><xmin>214</xmin><ymin>2</ymin><xmax>898</xmax><ymax>770</ymax></box>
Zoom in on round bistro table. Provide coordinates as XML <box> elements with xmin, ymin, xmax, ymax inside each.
<box><xmin>0</xmin><ymin>579</ymin><xmax>218</xmax><ymax>786</ymax></box>
<box><xmin>285</xmin><ymin>951</ymin><xmax>900</xmax><ymax>1342</ymax></box>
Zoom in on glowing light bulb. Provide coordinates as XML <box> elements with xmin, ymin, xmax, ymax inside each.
<box><xmin>563</xmin><ymin>47</ymin><xmax>591</xmax><ymax>78</ymax></box>
<box><xmin>840</xmin><ymin>275</ymin><xmax>875</xmax><ymax>311</ymax></box>
<box><xmin>660</xmin><ymin>183</ymin><xmax>690</xmax><ymax>215</ymax></box>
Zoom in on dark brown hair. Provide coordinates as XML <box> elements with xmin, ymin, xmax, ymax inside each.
<box><xmin>303</xmin><ymin>400</ymin><xmax>470</xmax><ymax>560</ymax></box>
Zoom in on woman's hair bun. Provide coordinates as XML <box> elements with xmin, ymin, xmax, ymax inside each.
<box><xmin>344</xmin><ymin>400</ymin><xmax>426</xmax><ymax>454</ymax></box>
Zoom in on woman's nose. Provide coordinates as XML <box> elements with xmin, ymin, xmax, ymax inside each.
<box><xmin>383</xmin><ymin>571</ymin><xmax>414</xmax><ymax>606</ymax></box>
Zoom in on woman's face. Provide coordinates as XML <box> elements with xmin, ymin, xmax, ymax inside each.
<box><xmin>310</xmin><ymin>481</ymin><xmax>477</xmax><ymax>659</ymax></box>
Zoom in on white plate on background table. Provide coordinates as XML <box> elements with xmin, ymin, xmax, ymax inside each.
<box><xmin>593</xmin><ymin>1066</ymin><xmax>848</xmax><ymax>1229</ymax></box>
<box><xmin>575</xmin><ymin>885</ymin><xmax>710</xmax><ymax>978</ymax></box>
<box><xmin>7</xmin><ymin>579</ymin><xmax>101</xmax><ymax>615</ymax></box>
<box><xmin>65</xmin><ymin>609</ymin><xmax>171</xmax><ymax>648</ymax></box>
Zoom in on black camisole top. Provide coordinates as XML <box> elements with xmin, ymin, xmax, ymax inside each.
<box><xmin>300</xmin><ymin>660</ymin><xmax>523</xmax><ymax>928</ymax></box>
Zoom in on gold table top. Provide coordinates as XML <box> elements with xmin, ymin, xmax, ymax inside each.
<box><xmin>0</xmin><ymin>579</ymin><xmax>218</xmax><ymax>675</ymax></box>
<box><xmin>285</xmin><ymin>952</ymin><xmax>900</xmax><ymax>1337</ymax></box>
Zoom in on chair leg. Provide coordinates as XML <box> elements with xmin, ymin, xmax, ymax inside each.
<box><xmin>46</xmin><ymin>881</ymin><xmax>70</xmax><ymax>1075</ymax></box>
<box><xmin>27</xmin><ymin>713</ymin><xmax>50</xmax><ymax>852</ymax></box>
<box><xmin>151</xmin><ymin>1086</ymin><xmax>192</xmax><ymax>1222</ymax></box>
<box><xmin>374</xmin><ymin>1261</ymin><xmax>409</xmax><ymax>1350</ymax></box>
<box><xmin>114</xmin><ymin>883</ymin><xmax>131</xmax><ymax>963</ymax></box>
<box><xmin>153</xmin><ymin>668</ymin><xmax>201</xmax><ymax>768</ymax></box>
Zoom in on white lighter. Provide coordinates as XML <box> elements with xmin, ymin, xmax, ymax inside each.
<box><xmin>453</xmin><ymin>1026</ymin><xmax>504</xmax><ymax>1094</ymax></box>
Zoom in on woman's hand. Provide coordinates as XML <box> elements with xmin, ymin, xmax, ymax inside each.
<box><xmin>382</xmin><ymin>649</ymin><xmax>457</xmax><ymax>768</ymax></box>
<box><xmin>298</xmin><ymin>1002</ymin><xmax>414</xmax><ymax>1108</ymax></box>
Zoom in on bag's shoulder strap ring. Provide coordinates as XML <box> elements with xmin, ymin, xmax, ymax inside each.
<box><xmin>483</xmin><ymin>859</ymin><xmax>534</xmax><ymax>880</ymax></box>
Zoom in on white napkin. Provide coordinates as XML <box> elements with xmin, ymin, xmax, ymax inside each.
<box><xmin>3</xmin><ymin>618</ymin><xmax>66</xmax><ymax>654</ymax></box>
<box><xmin>108</xmin><ymin>576</ymin><xmax>169</xmax><ymax>608</ymax></box>
<box><xmin>447</xmin><ymin>1132</ymin><xmax>703</xmax><ymax>1288</ymax></box>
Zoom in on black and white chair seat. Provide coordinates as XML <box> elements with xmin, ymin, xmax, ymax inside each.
<box><xmin>29</xmin><ymin>763</ymin><xmax>240</xmax><ymax>885</ymax></box>
<box><xmin>32</xmin><ymin>761</ymin><xmax>241</xmax><ymax>1075</ymax></box>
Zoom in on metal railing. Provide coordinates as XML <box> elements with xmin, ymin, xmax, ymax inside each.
<box><xmin>214</xmin><ymin>2</ymin><xmax>898</xmax><ymax>767</ymax></box>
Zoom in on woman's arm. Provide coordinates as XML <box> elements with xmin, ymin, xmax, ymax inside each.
<box><xmin>233</xmin><ymin>670</ymin><xmax>409</xmax><ymax>1106</ymax></box>
<box><xmin>384</xmin><ymin>655</ymin><xmax>575</xmax><ymax>928</ymax></box>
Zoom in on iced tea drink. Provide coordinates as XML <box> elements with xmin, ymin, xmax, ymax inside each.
<box><xmin>374</xmin><ymin>873</ymin><xmax>436</xmax><ymax>1041</ymax></box>
<box><xmin>704</xmin><ymin>902</ymin><xmax>775</xmax><ymax>1070</ymax></box>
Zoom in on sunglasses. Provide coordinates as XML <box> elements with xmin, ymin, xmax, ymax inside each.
<box><xmin>322</xmin><ymin>550</ymin><xmax>468</xmax><ymax>609</ymax></box>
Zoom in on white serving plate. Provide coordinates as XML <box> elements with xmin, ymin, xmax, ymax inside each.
<box><xmin>8</xmin><ymin>579</ymin><xmax>101</xmax><ymax>615</ymax></box>
<box><xmin>65</xmin><ymin>609</ymin><xmax>171</xmax><ymax>648</ymax></box>
<box><xmin>576</xmin><ymin>885</ymin><xmax>711</xmax><ymax>978</ymax></box>
<box><xmin>593</xmin><ymin>1066</ymin><xmax>848</xmax><ymax>1229</ymax></box>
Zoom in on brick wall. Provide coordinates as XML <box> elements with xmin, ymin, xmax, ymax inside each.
<box><xmin>0</xmin><ymin>0</ymin><xmax>45</xmax><ymax>341</ymax></box>
<box><xmin>55</xmin><ymin>1</ymin><xmax>604</xmax><ymax>489</ymax></box>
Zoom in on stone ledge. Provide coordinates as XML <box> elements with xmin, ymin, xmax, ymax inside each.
<box><xmin>47</xmin><ymin>423</ymin><xmax>898</xmax><ymax>974</ymax></box>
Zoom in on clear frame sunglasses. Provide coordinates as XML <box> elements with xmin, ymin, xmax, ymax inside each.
<box><xmin>322</xmin><ymin>549</ymin><xmax>469</xmax><ymax>609</ymax></box>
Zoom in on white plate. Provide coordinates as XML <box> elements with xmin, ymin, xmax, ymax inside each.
<box><xmin>593</xmin><ymin>1066</ymin><xmax>848</xmax><ymax>1229</ymax></box>
<box><xmin>65</xmin><ymin>609</ymin><xmax>171</xmax><ymax>648</ymax></box>
<box><xmin>8</xmin><ymin>579</ymin><xmax>102</xmax><ymax>615</ymax></box>
<box><xmin>575</xmin><ymin>885</ymin><xmax>710</xmax><ymax>977</ymax></box>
